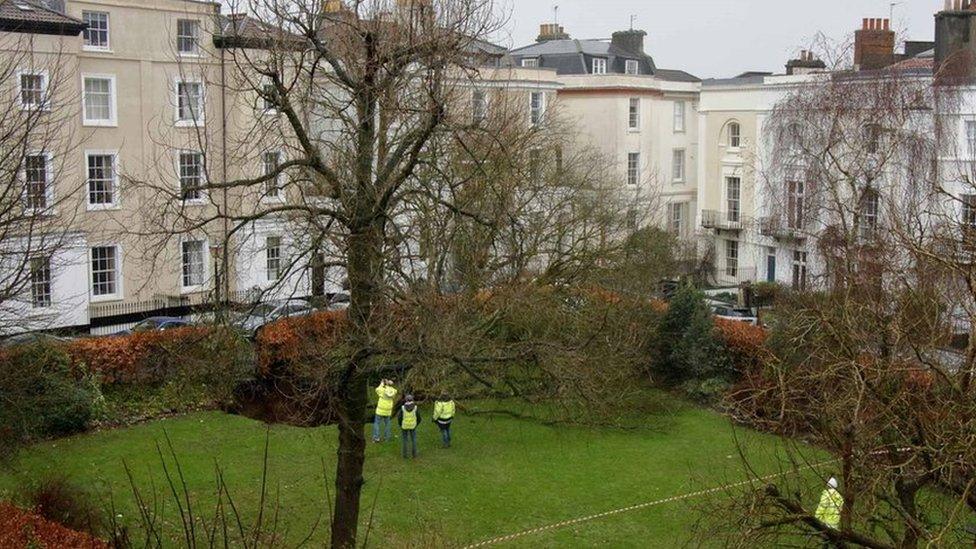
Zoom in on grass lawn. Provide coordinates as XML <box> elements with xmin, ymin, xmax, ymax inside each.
<box><xmin>0</xmin><ymin>394</ymin><xmax>825</xmax><ymax>547</ymax></box>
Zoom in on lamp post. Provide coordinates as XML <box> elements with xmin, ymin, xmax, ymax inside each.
<box><xmin>210</xmin><ymin>243</ymin><xmax>223</xmax><ymax>323</ymax></box>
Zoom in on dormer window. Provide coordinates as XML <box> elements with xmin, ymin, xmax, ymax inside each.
<box><xmin>592</xmin><ymin>58</ymin><xmax>607</xmax><ymax>75</ymax></box>
<box><xmin>521</xmin><ymin>58</ymin><xmax>538</xmax><ymax>68</ymax></box>
<box><xmin>625</xmin><ymin>59</ymin><xmax>639</xmax><ymax>75</ymax></box>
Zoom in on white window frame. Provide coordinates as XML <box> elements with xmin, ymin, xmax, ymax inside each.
<box><xmin>265</xmin><ymin>235</ymin><xmax>283</xmax><ymax>282</ymax></box>
<box><xmin>85</xmin><ymin>150</ymin><xmax>120</xmax><ymax>210</ymax></box>
<box><xmin>673</xmin><ymin>101</ymin><xmax>686</xmax><ymax>133</ymax></box>
<box><xmin>23</xmin><ymin>151</ymin><xmax>53</xmax><ymax>212</ymax></box>
<box><xmin>966</xmin><ymin>120</ymin><xmax>976</xmax><ymax>157</ymax></box>
<box><xmin>177</xmin><ymin>150</ymin><xmax>206</xmax><ymax>203</ymax></box>
<box><xmin>180</xmin><ymin>238</ymin><xmax>208</xmax><ymax>292</ymax></box>
<box><xmin>625</xmin><ymin>59</ymin><xmax>639</xmax><ymax>75</ymax></box>
<box><xmin>792</xmin><ymin>250</ymin><xmax>808</xmax><ymax>290</ymax></box>
<box><xmin>176</xmin><ymin>19</ymin><xmax>201</xmax><ymax>57</ymax></box>
<box><xmin>725</xmin><ymin>176</ymin><xmax>741</xmax><ymax>223</ymax></box>
<box><xmin>592</xmin><ymin>57</ymin><xmax>607</xmax><ymax>75</ymax></box>
<box><xmin>82</xmin><ymin>11</ymin><xmax>111</xmax><ymax>51</ymax></box>
<box><xmin>787</xmin><ymin>180</ymin><xmax>805</xmax><ymax>230</ymax></box>
<box><xmin>728</xmin><ymin>122</ymin><xmax>741</xmax><ymax>149</ymax></box>
<box><xmin>669</xmin><ymin>202</ymin><xmax>685</xmax><ymax>236</ymax></box>
<box><xmin>628</xmin><ymin>97</ymin><xmax>640</xmax><ymax>130</ymax></box>
<box><xmin>725</xmin><ymin>239</ymin><xmax>739</xmax><ymax>278</ymax></box>
<box><xmin>81</xmin><ymin>73</ymin><xmax>117</xmax><ymax>126</ymax></box>
<box><xmin>17</xmin><ymin>69</ymin><xmax>48</xmax><ymax>110</ymax></box>
<box><xmin>530</xmin><ymin>91</ymin><xmax>545</xmax><ymax>126</ymax></box>
<box><xmin>30</xmin><ymin>255</ymin><xmax>52</xmax><ymax>309</ymax></box>
<box><xmin>174</xmin><ymin>78</ymin><xmax>205</xmax><ymax>126</ymax></box>
<box><xmin>89</xmin><ymin>244</ymin><xmax>122</xmax><ymax>302</ymax></box>
<box><xmin>963</xmin><ymin>194</ymin><xmax>976</xmax><ymax>227</ymax></box>
<box><xmin>262</xmin><ymin>150</ymin><xmax>284</xmax><ymax>201</ymax></box>
<box><xmin>860</xmin><ymin>190</ymin><xmax>880</xmax><ymax>238</ymax></box>
<box><xmin>672</xmin><ymin>149</ymin><xmax>686</xmax><ymax>183</ymax></box>
<box><xmin>627</xmin><ymin>152</ymin><xmax>640</xmax><ymax>186</ymax></box>
<box><xmin>521</xmin><ymin>58</ymin><xmax>538</xmax><ymax>68</ymax></box>
<box><xmin>260</xmin><ymin>82</ymin><xmax>278</xmax><ymax>115</ymax></box>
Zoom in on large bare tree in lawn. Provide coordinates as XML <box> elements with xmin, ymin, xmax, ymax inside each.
<box><xmin>123</xmin><ymin>1</ymin><xmax>631</xmax><ymax>546</ymax></box>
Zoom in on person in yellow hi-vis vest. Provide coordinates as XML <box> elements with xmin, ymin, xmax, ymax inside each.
<box><xmin>432</xmin><ymin>395</ymin><xmax>456</xmax><ymax>448</ymax></box>
<box><xmin>372</xmin><ymin>379</ymin><xmax>397</xmax><ymax>443</ymax></box>
<box><xmin>815</xmin><ymin>477</ymin><xmax>843</xmax><ymax>546</ymax></box>
<box><xmin>397</xmin><ymin>395</ymin><xmax>422</xmax><ymax>459</ymax></box>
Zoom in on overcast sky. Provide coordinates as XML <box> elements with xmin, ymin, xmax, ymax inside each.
<box><xmin>490</xmin><ymin>0</ymin><xmax>940</xmax><ymax>79</ymax></box>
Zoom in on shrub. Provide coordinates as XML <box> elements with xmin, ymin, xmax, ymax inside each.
<box><xmin>256</xmin><ymin>310</ymin><xmax>348</xmax><ymax>375</ymax></box>
<box><xmin>0</xmin><ymin>342</ymin><xmax>101</xmax><ymax>451</ymax></box>
<box><xmin>682</xmin><ymin>376</ymin><xmax>732</xmax><ymax>404</ymax></box>
<box><xmin>750</xmin><ymin>281</ymin><xmax>784</xmax><ymax>307</ymax></box>
<box><xmin>655</xmin><ymin>285</ymin><xmax>729</xmax><ymax>386</ymax></box>
<box><xmin>24</xmin><ymin>477</ymin><xmax>102</xmax><ymax>535</ymax></box>
<box><xmin>67</xmin><ymin>327</ymin><xmax>254</xmax><ymax>426</ymax></box>
<box><xmin>714</xmin><ymin>317</ymin><xmax>769</xmax><ymax>374</ymax></box>
<box><xmin>0</xmin><ymin>502</ymin><xmax>107</xmax><ymax>548</ymax></box>
<box><xmin>69</xmin><ymin>327</ymin><xmax>252</xmax><ymax>387</ymax></box>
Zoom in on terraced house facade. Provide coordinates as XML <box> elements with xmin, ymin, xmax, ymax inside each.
<box><xmin>8</xmin><ymin>0</ymin><xmax>976</xmax><ymax>335</ymax></box>
<box><xmin>0</xmin><ymin>0</ymin><xmax>565</xmax><ymax>334</ymax></box>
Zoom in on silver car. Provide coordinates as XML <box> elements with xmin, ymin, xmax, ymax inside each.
<box><xmin>236</xmin><ymin>299</ymin><xmax>317</xmax><ymax>337</ymax></box>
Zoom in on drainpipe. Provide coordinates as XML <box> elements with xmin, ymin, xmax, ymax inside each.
<box><xmin>219</xmin><ymin>11</ymin><xmax>231</xmax><ymax>319</ymax></box>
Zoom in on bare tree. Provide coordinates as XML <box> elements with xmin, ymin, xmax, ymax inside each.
<box><xmin>709</xmin><ymin>46</ymin><xmax>976</xmax><ymax>549</ymax></box>
<box><xmin>117</xmin><ymin>1</ymin><xmax>663</xmax><ymax>546</ymax></box>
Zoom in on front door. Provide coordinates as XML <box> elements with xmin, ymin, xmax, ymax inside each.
<box><xmin>766</xmin><ymin>250</ymin><xmax>776</xmax><ymax>283</ymax></box>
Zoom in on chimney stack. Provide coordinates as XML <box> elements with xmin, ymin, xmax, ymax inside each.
<box><xmin>935</xmin><ymin>1</ymin><xmax>976</xmax><ymax>83</ymax></box>
<box><xmin>611</xmin><ymin>29</ymin><xmax>647</xmax><ymax>56</ymax></box>
<box><xmin>537</xmin><ymin>23</ymin><xmax>570</xmax><ymax>42</ymax></box>
<box><xmin>786</xmin><ymin>50</ymin><xmax>827</xmax><ymax>75</ymax></box>
<box><xmin>854</xmin><ymin>17</ymin><xmax>896</xmax><ymax>70</ymax></box>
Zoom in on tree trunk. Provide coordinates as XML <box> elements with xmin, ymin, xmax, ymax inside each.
<box><xmin>330</xmin><ymin>373</ymin><xmax>368</xmax><ymax>548</ymax></box>
<box><xmin>330</xmin><ymin>221</ymin><xmax>384</xmax><ymax>549</ymax></box>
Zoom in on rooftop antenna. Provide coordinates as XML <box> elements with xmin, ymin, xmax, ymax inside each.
<box><xmin>889</xmin><ymin>2</ymin><xmax>901</xmax><ymax>21</ymax></box>
<box><xmin>630</xmin><ymin>14</ymin><xmax>637</xmax><ymax>30</ymax></box>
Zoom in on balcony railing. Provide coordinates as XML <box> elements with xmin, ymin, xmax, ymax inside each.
<box><xmin>759</xmin><ymin>216</ymin><xmax>807</xmax><ymax>241</ymax></box>
<box><xmin>715</xmin><ymin>265</ymin><xmax>758</xmax><ymax>286</ymax></box>
<box><xmin>89</xmin><ymin>289</ymin><xmax>263</xmax><ymax>320</ymax></box>
<box><xmin>701</xmin><ymin>210</ymin><xmax>746</xmax><ymax>231</ymax></box>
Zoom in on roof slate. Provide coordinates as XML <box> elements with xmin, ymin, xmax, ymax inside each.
<box><xmin>0</xmin><ymin>0</ymin><xmax>85</xmax><ymax>35</ymax></box>
<box><xmin>654</xmin><ymin>68</ymin><xmax>701</xmax><ymax>83</ymax></box>
<box><xmin>506</xmin><ymin>37</ymin><xmax>706</xmax><ymax>80</ymax></box>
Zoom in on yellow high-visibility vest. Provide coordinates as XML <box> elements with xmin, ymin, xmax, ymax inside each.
<box><xmin>434</xmin><ymin>400</ymin><xmax>456</xmax><ymax>421</ymax></box>
<box><xmin>375</xmin><ymin>384</ymin><xmax>397</xmax><ymax>417</ymax></box>
<box><xmin>401</xmin><ymin>407</ymin><xmax>418</xmax><ymax>430</ymax></box>
<box><xmin>815</xmin><ymin>488</ymin><xmax>843</xmax><ymax>529</ymax></box>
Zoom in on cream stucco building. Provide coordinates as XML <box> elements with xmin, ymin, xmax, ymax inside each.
<box><xmin>507</xmin><ymin>26</ymin><xmax>701</xmax><ymax>239</ymax></box>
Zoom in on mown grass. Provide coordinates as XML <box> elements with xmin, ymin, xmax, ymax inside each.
<box><xmin>0</xmin><ymin>393</ymin><xmax>825</xmax><ymax>547</ymax></box>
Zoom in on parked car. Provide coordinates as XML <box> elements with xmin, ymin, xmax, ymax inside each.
<box><xmin>327</xmin><ymin>292</ymin><xmax>350</xmax><ymax>311</ymax></box>
<box><xmin>235</xmin><ymin>299</ymin><xmax>317</xmax><ymax>337</ymax></box>
<box><xmin>0</xmin><ymin>332</ymin><xmax>71</xmax><ymax>348</ymax></box>
<box><xmin>709</xmin><ymin>303</ymin><xmax>759</xmax><ymax>326</ymax></box>
<box><xmin>115</xmin><ymin>316</ymin><xmax>192</xmax><ymax>335</ymax></box>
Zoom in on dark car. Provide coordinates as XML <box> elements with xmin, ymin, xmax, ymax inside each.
<box><xmin>115</xmin><ymin>316</ymin><xmax>191</xmax><ymax>336</ymax></box>
<box><xmin>0</xmin><ymin>332</ymin><xmax>70</xmax><ymax>348</ymax></box>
